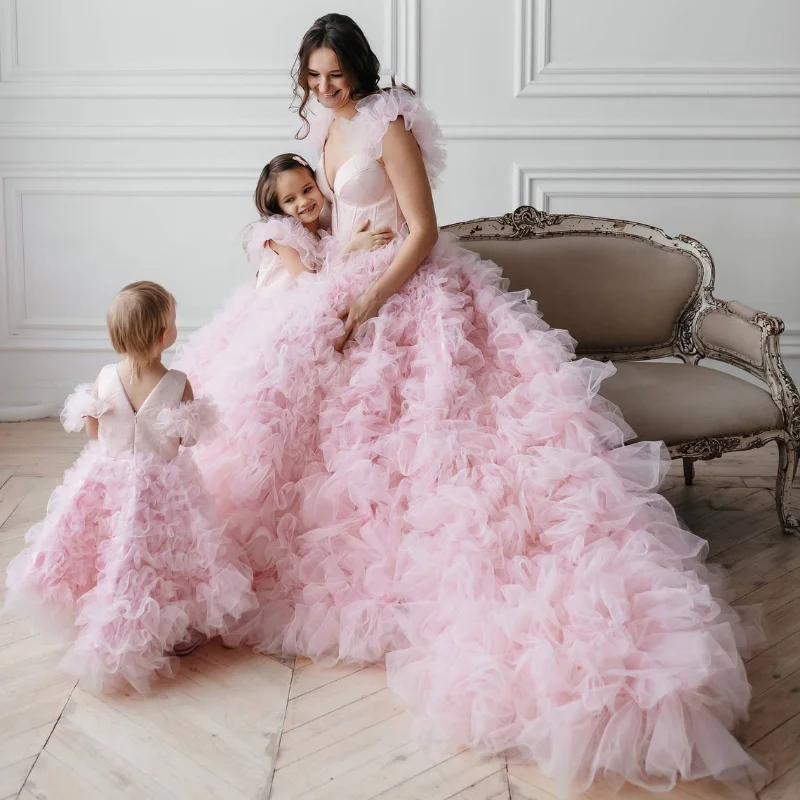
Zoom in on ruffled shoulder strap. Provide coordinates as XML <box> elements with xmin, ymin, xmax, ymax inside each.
<box><xmin>349</xmin><ymin>88</ymin><xmax>446</xmax><ymax>187</ymax></box>
<box><xmin>155</xmin><ymin>396</ymin><xmax>221</xmax><ymax>448</ymax></box>
<box><xmin>60</xmin><ymin>379</ymin><xmax>113</xmax><ymax>433</ymax></box>
<box><xmin>242</xmin><ymin>215</ymin><xmax>319</xmax><ymax>270</ymax></box>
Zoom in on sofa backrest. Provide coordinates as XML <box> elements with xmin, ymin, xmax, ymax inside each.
<box><xmin>442</xmin><ymin>207</ymin><xmax>711</xmax><ymax>359</ymax></box>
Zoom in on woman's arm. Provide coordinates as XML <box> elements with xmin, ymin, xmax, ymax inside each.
<box><xmin>270</xmin><ymin>241</ymin><xmax>316</xmax><ymax>277</ymax></box>
<box><xmin>335</xmin><ymin>119</ymin><xmax>438</xmax><ymax>352</ymax></box>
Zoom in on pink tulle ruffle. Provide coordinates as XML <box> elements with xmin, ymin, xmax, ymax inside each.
<box><xmin>351</xmin><ymin>88</ymin><xmax>447</xmax><ymax>187</ymax></box>
<box><xmin>177</xmin><ymin>230</ymin><xmax>763</xmax><ymax>793</ymax></box>
<box><xmin>60</xmin><ymin>384</ymin><xmax>112</xmax><ymax>432</ymax></box>
<box><xmin>242</xmin><ymin>215</ymin><xmax>320</xmax><ymax>269</ymax></box>
<box><xmin>156</xmin><ymin>397</ymin><xmax>221</xmax><ymax>448</ymax></box>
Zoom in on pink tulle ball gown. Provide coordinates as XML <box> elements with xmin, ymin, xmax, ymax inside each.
<box><xmin>175</xmin><ymin>89</ymin><xmax>762</xmax><ymax>793</ymax></box>
<box><xmin>5</xmin><ymin>366</ymin><xmax>257</xmax><ymax>692</ymax></box>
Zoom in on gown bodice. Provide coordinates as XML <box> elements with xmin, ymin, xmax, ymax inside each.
<box><xmin>308</xmin><ymin>88</ymin><xmax>446</xmax><ymax>245</ymax></box>
<box><xmin>95</xmin><ymin>364</ymin><xmax>187</xmax><ymax>460</ymax></box>
<box><xmin>316</xmin><ymin>150</ymin><xmax>406</xmax><ymax>242</ymax></box>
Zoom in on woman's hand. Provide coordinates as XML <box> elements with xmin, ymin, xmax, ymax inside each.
<box><xmin>335</xmin><ymin>290</ymin><xmax>384</xmax><ymax>352</ymax></box>
<box><xmin>342</xmin><ymin>220</ymin><xmax>395</xmax><ymax>255</ymax></box>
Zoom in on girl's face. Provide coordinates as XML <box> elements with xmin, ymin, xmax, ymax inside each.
<box><xmin>307</xmin><ymin>48</ymin><xmax>351</xmax><ymax>111</ymax></box>
<box><xmin>275</xmin><ymin>168</ymin><xmax>325</xmax><ymax>225</ymax></box>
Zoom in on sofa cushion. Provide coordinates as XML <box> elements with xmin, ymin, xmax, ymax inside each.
<box><xmin>600</xmin><ymin>361</ymin><xmax>782</xmax><ymax>444</ymax></box>
<box><xmin>458</xmin><ymin>235</ymin><xmax>700</xmax><ymax>352</ymax></box>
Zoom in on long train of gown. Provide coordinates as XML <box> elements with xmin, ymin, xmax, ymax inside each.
<box><xmin>176</xmin><ymin>88</ymin><xmax>763</xmax><ymax>794</ymax></box>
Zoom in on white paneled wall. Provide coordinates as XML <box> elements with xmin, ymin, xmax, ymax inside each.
<box><xmin>1</xmin><ymin>0</ymin><xmax>799</xmax><ymax>415</ymax></box>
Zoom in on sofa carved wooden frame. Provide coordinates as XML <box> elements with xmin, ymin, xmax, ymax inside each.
<box><xmin>443</xmin><ymin>206</ymin><xmax>800</xmax><ymax>533</ymax></box>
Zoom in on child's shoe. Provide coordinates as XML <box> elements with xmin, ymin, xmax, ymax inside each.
<box><xmin>171</xmin><ymin>629</ymin><xmax>207</xmax><ymax>657</ymax></box>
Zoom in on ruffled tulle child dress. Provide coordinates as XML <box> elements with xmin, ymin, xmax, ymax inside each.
<box><xmin>5</xmin><ymin>364</ymin><xmax>257</xmax><ymax>692</ymax></box>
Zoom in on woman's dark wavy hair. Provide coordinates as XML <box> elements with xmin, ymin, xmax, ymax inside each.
<box><xmin>253</xmin><ymin>153</ymin><xmax>315</xmax><ymax>217</ymax></box>
<box><xmin>292</xmin><ymin>13</ymin><xmax>414</xmax><ymax>139</ymax></box>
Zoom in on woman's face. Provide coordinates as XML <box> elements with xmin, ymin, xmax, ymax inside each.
<box><xmin>307</xmin><ymin>48</ymin><xmax>351</xmax><ymax>111</ymax></box>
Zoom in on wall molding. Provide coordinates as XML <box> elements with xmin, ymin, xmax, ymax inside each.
<box><xmin>513</xmin><ymin>163</ymin><xmax>800</xmax><ymax>357</ymax></box>
<box><xmin>514</xmin><ymin>164</ymin><xmax>800</xmax><ymax>209</ymax></box>
<box><xmin>514</xmin><ymin>0</ymin><xmax>800</xmax><ymax>97</ymax></box>
<box><xmin>442</xmin><ymin>125</ymin><xmax>800</xmax><ymax>141</ymax></box>
<box><xmin>0</xmin><ymin>0</ymin><xmax>420</xmax><ymax>99</ymax></box>
<box><xmin>1</xmin><ymin>123</ymin><xmax>800</xmax><ymax>141</ymax></box>
<box><xmin>0</xmin><ymin>124</ymin><xmax>298</xmax><ymax>140</ymax></box>
<box><xmin>1</xmin><ymin>166</ymin><xmax>261</xmax><ymax>351</ymax></box>
<box><xmin>783</xmin><ymin>329</ymin><xmax>800</xmax><ymax>358</ymax></box>
<box><xmin>388</xmin><ymin>0</ymin><xmax>420</xmax><ymax>94</ymax></box>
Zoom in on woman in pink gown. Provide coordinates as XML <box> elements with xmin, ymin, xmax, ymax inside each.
<box><xmin>177</xmin><ymin>13</ymin><xmax>762</xmax><ymax>794</ymax></box>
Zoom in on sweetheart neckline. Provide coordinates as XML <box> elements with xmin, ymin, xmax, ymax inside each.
<box><xmin>320</xmin><ymin>148</ymin><xmax>359</xmax><ymax>194</ymax></box>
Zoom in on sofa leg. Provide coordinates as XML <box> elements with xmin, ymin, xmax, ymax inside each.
<box><xmin>776</xmin><ymin>438</ymin><xmax>799</xmax><ymax>534</ymax></box>
<box><xmin>682</xmin><ymin>458</ymin><xmax>695</xmax><ymax>486</ymax></box>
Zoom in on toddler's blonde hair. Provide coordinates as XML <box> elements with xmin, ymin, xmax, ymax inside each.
<box><xmin>107</xmin><ymin>281</ymin><xmax>175</xmax><ymax>381</ymax></box>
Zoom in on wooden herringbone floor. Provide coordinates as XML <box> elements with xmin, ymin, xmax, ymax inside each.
<box><xmin>1</xmin><ymin>420</ymin><xmax>799</xmax><ymax>800</ymax></box>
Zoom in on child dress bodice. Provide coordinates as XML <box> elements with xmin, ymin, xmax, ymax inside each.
<box><xmin>60</xmin><ymin>364</ymin><xmax>218</xmax><ymax>463</ymax></box>
<box><xmin>95</xmin><ymin>364</ymin><xmax>188</xmax><ymax>460</ymax></box>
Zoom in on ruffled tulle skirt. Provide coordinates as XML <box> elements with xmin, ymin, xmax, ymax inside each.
<box><xmin>5</xmin><ymin>446</ymin><xmax>256</xmax><ymax>692</ymax></box>
<box><xmin>175</xmin><ymin>233</ymin><xmax>762</xmax><ymax>793</ymax></box>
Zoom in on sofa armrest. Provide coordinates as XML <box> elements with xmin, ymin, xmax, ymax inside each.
<box><xmin>697</xmin><ymin>301</ymin><xmax>784</xmax><ymax>372</ymax></box>
<box><xmin>697</xmin><ymin>300</ymin><xmax>799</xmax><ymax>441</ymax></box>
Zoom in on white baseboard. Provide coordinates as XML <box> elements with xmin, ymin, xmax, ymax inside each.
<box><xmin>0</xmin><ymin>404</ymin><xmax>60</xmax><ymax>423</ymax></box>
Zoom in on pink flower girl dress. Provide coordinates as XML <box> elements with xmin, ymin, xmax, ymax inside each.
<box><xmin>5</xmin><ymin>364</ymin><xmax>257</xmax><ymax>692</ymax></box>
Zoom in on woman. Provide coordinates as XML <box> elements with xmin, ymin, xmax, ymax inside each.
<box><xmin>179</xmin><ymin>13</ymin><xmax>761</xmax><ymax>794</ymax></box>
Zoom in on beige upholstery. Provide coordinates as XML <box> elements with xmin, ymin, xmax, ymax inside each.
<box><xmin>727</xmin><ymin>301</ymin><xmax>761</xmax><ymax>320</ymax></box>
<box><xmin>459</xmin><ymin>236</ymin><xmax>700</xmax><ymax>351</ymax></box>
<box><xmin>601</xmin><ymin>362</ymin><xmax>782</xmax><ymax>444</ymax></box>
<box><xmin>699</xmin><ymin>307</ymin><xmax>765</xmax><ymax>368</ymax></box>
